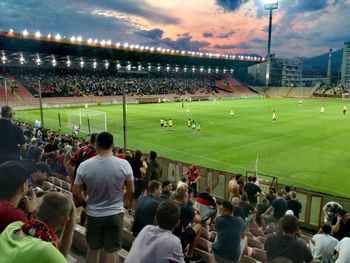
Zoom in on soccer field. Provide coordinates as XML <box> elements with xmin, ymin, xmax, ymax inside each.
<box><xmin>18</xmin><ymin>98</ymin><xmax>350</xmax><ymax>198</ymax></box>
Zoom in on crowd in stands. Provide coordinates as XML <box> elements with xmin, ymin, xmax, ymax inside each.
<box><xmin>314</xmin><ymin>83</ymin><xmax>350</xmax><ymax>97</ymax></box>
<box><xmin>4</xmin><ymin>67</ymin><xmax>218</xmax><ymax>98</ymax></box>
<box><xmin>0</xmin><ymin>105</ymin><xmax>350</xmax><ymax>263</ymax></box>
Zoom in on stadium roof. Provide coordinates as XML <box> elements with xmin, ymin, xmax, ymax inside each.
<box><xmin>0</xmin><ymin>31</ymin><xmax>262</xmax><ymax>69</ymax></box>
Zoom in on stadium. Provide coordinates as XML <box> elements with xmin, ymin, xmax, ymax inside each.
<box><xmin>1</xmin><ymin>1</ymin><xmax>350</xmax><ymax>262</ymax></box>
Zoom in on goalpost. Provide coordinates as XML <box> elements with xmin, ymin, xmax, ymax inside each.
<box><xmin>342</xmin><ymin>93</ymin><xmax>350</xmax><ymax>101</ymax></box>
<box><xmin>67</xmin><ymin>109</ymin><xmax>107</xmax><ymax>134</ymax></box>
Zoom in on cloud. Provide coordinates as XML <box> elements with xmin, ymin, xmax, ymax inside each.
<box><xmin>134</xmin><ymin>28</ymin><xmax>164</xmax><ymax>40</ymax></box>
<box><xmin>215</xmin><ymin>0</ymin><xmax>246</xmax><ymax>12</ymax></box>
<box><xmin>216</xmin><ymin>30</ymin><xmax>236</xmax><ymax>38</ymax></box>
<box><xmin>158</xmin><ymin>33</ymin><xmax>210</xmax><ymax>51</ymax></box>
<box><xmin>203</xmin><ymin>32</ymin><xmax>214</xmax><ymax>38</ymax></box>
<box><xmin>213</xmin><ymin>42</ymin><xmax>253</xmax><ymax>49</ymax></box>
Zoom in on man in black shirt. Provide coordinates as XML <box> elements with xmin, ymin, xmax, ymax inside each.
<box><xmin>265</xmin><ymin>215</ymin><xmax>314</xmax><ymax>263</ymax></box>
<box><xmin>0</xmin><ymin>106</ymin><xmax>26</xmax><ymax>163</ymax></box>
<box><xmin>287</xmin><ymin>191</ymin><xmax>302</xmax><ymax>219</ymax></box>
<box><xmin>243</xmin><ymin>176</ymin><xmax>262</xmax><ymax>207</ymax></box>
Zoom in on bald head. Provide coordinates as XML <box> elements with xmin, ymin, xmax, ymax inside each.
<box><xmin>232</xmin><ymin>196</ymin><xmax>240</xmax><ymax>206</ymax></box>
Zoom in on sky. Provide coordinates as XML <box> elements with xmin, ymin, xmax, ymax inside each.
<box><xmin>1</xmin><ymin>0</ymin><xmax>350</xmax><ymax>58</ymax></box>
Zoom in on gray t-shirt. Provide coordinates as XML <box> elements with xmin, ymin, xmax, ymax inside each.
<box><xmin>75</xmin><ymin>155</ymin><xmax>133</xmax><ymax>217</ymax></box>
<box><xmin>311</xmin><ymin>233</ymin><xmax>338</xmax><ymax>263</ymax></box>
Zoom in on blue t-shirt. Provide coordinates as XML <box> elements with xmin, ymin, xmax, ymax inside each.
<box><xmin>213</xmin><ymin>215</ymin><xmax>245</xmax><ymax>261</ymax></box>
<box><xmin>272</xmin><ymin>198</ymin><xmax>288</xmax><ymax>219</ymax></box>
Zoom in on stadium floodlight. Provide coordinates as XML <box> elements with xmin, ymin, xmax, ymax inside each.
<box><xmin>192</xmin><ymin>67</ymin><xmax>195</xmax><ymax>73</ymax></box>
<box><xmin>87</xmin><ymin>38</ymin><xmax>92</xmax><ymax>44</ymax></box>
<box><xmin>166</xmin><ymin>65</ymin><xmax>170</xmax><ymax>72</ymax></box>
<box><xmin>123</xmin><ymin>43</ymin><xmax>129</xmax><ymax>48</ymax></box>
<box><xmin>93</xmin><ymin>39</ymin><xmax>98</xmax><ymax>44</ymax></box>
<box><xmin>200</xmin><ymin>67</ymin><xmax>204</xmax><ymax>73</ymax></box>
<box><xmin>22</xmin><ymin>29</ymin><xmax>29</xmax><ymax>36</ymax></box>
<box><xmin>208</xmin><ymin>68</ymin><xmax>212</xmax><ymax>74</ymax></box>
<box><xmin>70</xmin><ymin>36</ymin><xmax>76</xmax><ymax>42</ymax></box>
<box><xmin>51</xmin><ymin>55</ymin><xmax>57</xmax><ymax>66</ymax></box>
<box><xmin>106</xmin><ymin>40</ymin><xmax>111</xmax><ymax>45</ymax></box>
<box><xmin>115</xmin><ymin>42</ymin><xmax>121</xmax><ymax>48</ymax></box>
<box><xmin>264</xmin><ymin>0</ymin><xmax>278</xmax><ymax>87</ymax></box>
<box><xmin>184</xmin><ymin>66</ymin><xmax>187</xmax><ymax>72</ymax></box>
<box><xmin>215</xmin><ymin>68</ymin><xmax>219</xmax><ymax>73</ymax></box>
<box><xmin>93</xmin><ymin>60</ymin><xmax>97</xmax><ymax>69</ymax></box>
<box><xmin>140</xmin><ymin>46</ymin><xmax>144</xmax><ymax>51</ymax></box>
<box><xmin>150</xmin><ymin>47</ymin><xmax>155</xmax><ymax>52</ymax></box>
<box><xmin>147</xmin><ymin>65</ymin><xmax>151</xmax><ymax>71</ymax></box>
<box><xmin>230</xmin><ymin>69</ymin><xmax>234</xmax><ymax>74</ymax></box>
<box><xmin>157</xmin><ymin>65</ymin><xmax>161</xmax><ymax>71</ymax></box>
<box><xmin>54</xmin><ymin>33</ymin><xmax>61</xmax><ymax>40</ymax></box>
<box><xmin>181</xmin><ymin>51</ymin><xmax>185</xmax><ymax>55</ymax></box>
<box><xmin>47</xmin><ymin>33</ymin><xmax>51</xmax><ymax>39</ymax></box>
<box><xmin>9</xmin><ymin>28</ymin><xmax>14</xmax><ymax>33</ymax></box>
<box><xmin>19</xmin><ymin>53</ymin><xmax>25</xmax><ymax>65</ymax></box>
<box><xmin>223</xmin><ymin>68</ymin><xmax>227</xmax><ymax>73</ymax></box>
<box><xmin>135</xmin><ymin>44</ymin><xmax>140</xmax><ymax>49</ymax></box>
<box><xmin>1</xmin><ymin>52</ymin><xmax>7</xmax><ymax>64</ymax></box>
<box><xmin>100</xmin><ymin>40</ymin><xmax>106</xmax><ymax>46</ymax></box>
<box><xmin>77</xmin><ymin>36</ymin><xmax>82</xmax><ymax>42</ymax></box>
<box><xmin>105</xmin><ymin>60</ymin><xmax>109</xmax><ymax>69</ymax></box>
<box><xmin>126</xmin><ymin>63</ymin><xmax>131</xmax><ymax>71</ymax></box>
<box><xmin>175</xmin><ymin>66</ymin><xmax>179</xmax><ymax>72</ymax></box>
<box><xmin>35</xmin><ymin>31</ymin><xmax>41</xmax><ymax>38</ymax></box>
<box><xmin>130</xmin><ymin>44</ymin><xmax>135</xmax><ymax>49</ymax></box>
<box><xmin>138</xmin><ymin>65</ymin><xmax>142</xmax><ymax>71</ymax></box>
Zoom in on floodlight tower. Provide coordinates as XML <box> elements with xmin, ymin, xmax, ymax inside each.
<box><xmin>264</xmin><ymin>0</ymin><xmax>278</xmax><ymax>87</ymax></box>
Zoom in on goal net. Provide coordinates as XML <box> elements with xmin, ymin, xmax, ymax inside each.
<box><xmin>342</xmin><ymin>93</ymin><xmax>350</xmax><ymax>101</ymax></box>
<box><xmin>67</xmin><ymin>109</ymin><xmax>107</xmax><ymax>134</ymax></box>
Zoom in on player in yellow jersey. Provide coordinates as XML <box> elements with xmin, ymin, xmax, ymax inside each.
<box><xmin>196</xmin><ymin>123</ymin><xmax>201</xmax><ymax>134</ymax></box>
<box><xmin>272</xmin><ymin>111</ymin><xmax>277</xmax><ymax>122</ymax></box>
<box><xmin>168</xmin><ymin>119</ymin><xmax>173</xmax><ymax>130</ymax></box>
<box><xmin>343</xmin><ymin>106</ymin><xmax>347</xmax><ymax>115</ymax></box>
<box><xmin>160</xmin><ymin>118</ymin><xmax>164</xmax><ymax>129</ymax></box>
<box><xmin>164</xmin><ymin>119</ymin><xmax>168</xmax><ymax>130</ymax></box>
<box><xmin>230</xmin><ymin>108</ymin><xmax>234</xmax><ymax>118</ymax></box>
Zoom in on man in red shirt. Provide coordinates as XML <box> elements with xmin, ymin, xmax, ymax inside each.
<box><xmin>183</xmin><ymin>164</ymin><xmax>201</xmax><ymax>197</ymax></box>
<box><xmin>0</xmin><ymin>160</ymin><xmax>37</xmax><ymax>233</ymax></box>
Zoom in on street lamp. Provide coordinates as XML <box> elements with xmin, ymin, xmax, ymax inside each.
<box><xmin>264</xmin><ymin>0</ymin><xmax>278</xmax><ymax>87</ymax></box>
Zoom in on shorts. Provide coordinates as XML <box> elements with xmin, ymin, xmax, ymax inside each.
<box><xmin>86</xmin><ymin>213</ymin><xmax>124</xmax><ymax>252</ymax></box>
<box><xmin>179</xmin><ymin>227</ymin><xmax>196</xmax><ymax>251</ymax></box>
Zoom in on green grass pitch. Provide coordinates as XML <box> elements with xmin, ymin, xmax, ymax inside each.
<box><xmin>17</xmin><ymin>98</ymin><xmax>350</xmax><ymax>198</ymax></box>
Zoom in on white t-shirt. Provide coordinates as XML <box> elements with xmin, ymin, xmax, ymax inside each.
<box><xmin>335</xmin><ymin>237</ymin><xmax>350</xmax><ymax>263</ymax></box>
<box><xmin>311</xmin><ymin>233</ymin><xmax>338</xmax><ymax>263</ymax></box>
<box><xmin>75</xmin><ymin>155</ymin><xmax>133</xmax><ymax>217</ymax></box>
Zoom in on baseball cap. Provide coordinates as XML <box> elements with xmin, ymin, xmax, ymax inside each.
<box><xmin>0</xmin><ymin>160</ymin><xmax>32</xmax><ymax>195</ymax></box>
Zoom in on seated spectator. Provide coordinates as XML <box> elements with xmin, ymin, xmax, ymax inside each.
<box><xmin>132</xmin><ymin>180</ymin><xmax>162</xmax><ymax>237</ymax></box>
<box><xmin>311</xmin><ymin>223</ymin><xmax>339</xmax><ymax>263</ymax></box>
<box><xmin>232</xmin><ymin>196</ymin><xmax>245</xmax><ymax>220</ymax></box>
<box><xmin>332</xmin><ymin>210</ymin><xmax>350</xmax><ymax>241</ymax></box>
<box><xmin>173</xmin><ymin>186</ymin><xmax>202</xmax><ymax>262</ymax></box>
<box><xmin>239</xmin><ymin>193</ymin><xmax>255</xmax><ymax>225</ymax></box>
<box><xmin>265</xmin><ymin>215</ymin><xmax>314</xmax><ymax>263</ymax></box>
<box><xmin>126</xmin><ymin>200</ymin><xmax>185</xmax><ymax>263</ymax></box>
<box><xmin>323</xmin><ymin>201</ymin><xmax>342</xmax><ymax>225</ymax></box>
<box><xmin>335</xmin><ymin>237</ymin><xmax>350</xmax><ymax>263</ymax></box>
<box><xmin>26</xmin><ymin>139</ymin><xmax>44</xmax><ymax>162</ymax></box>
<box><xmin>194</xmin><ymin>186</ymin><xmax>217</xmax><ymax>223</ymax></box>
<box><xmin>266</xmin><ymin>188</ymin><xmax>277</xmax><ymax>205</ymax></box>
<box><xmin>256</xmin><ymin>196</ymin><xmax>269</xmax><ymax>226</ymax></box>
<box><xmin>287</xmin><ymin>191</ymin><xmax>302</xmax><ymax>219</ymax></box>
<box><xmin>0</xmin><ymin>160</ymin><xmax>37</xmax><ymax>233</ymax></box>
<box><xmin>27</xmin><ymin>162</ymin><xmax>53</xmax><ymax>189</ymax></box>
<box><xmin>160</xmin><ymin>180</ymin><xmax>172</xmax><ymax>200</ymax></box>
<box><xmin>261</xmin><ymin>190</ymin><xmax>288</xmax><ymax>230</ymax></box>
<box><xmin>212</xmin><ymin>201</ymin><xmax>245</xmax><ymax>263</ymax></box>
<box><xmin>0</xmin><ymin>191</ymin><xmax>75</xmax><ymax>262</ymax></box>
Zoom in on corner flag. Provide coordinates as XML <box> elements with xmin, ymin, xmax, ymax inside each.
<box><xmin>254</xmin><ymin>153</ymin><xmax>260</xmax><ymax>186</ymax></box>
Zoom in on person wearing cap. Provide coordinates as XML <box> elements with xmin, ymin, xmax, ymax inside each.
<box><xmin>0</xmin><ymin>160</ymin><xmax>37</xmax><ymax>233</ymax></box>
<box><xmin>183</xmin><ymin>164</ymin><xmax>200</xmax><ymax>197</ymax></box>
<box><xmin>0</xmin><ymin>191</ymin><xmax>76</xmax><ymax>262</ymax></box>
<box><xmin>0</xmin><ymin>106</ymin><xmax>27</xmax><ymax>163</ymax></box>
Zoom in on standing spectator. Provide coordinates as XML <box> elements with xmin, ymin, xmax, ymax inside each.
<box><xmin>323</xmin><ymin>202</ymin><xmax>342</xmax><ymax>225</ymax></box>
<box><xmin>311</xmin><ymin>223</ymin><xmax>339</xmax><ymax>263</ymax></box>
<box><xmin>212</xmin><ymin>201</ymin><xmax>245</xmax><ymax>263</ymax></box>
<box><xmin>256</xmin><ymin>196</ymin><xmax>269</xmax><ymax>226</ymax></box>
<box><xmin>160</xmin><ymin>180</ymin><xmax>172</xmax><ymax>200</ymax></box>
<box><xmin>244</xmin><ymin>176</ymin><xmax>262</xmax><ymax>207</ymax></box>
<box><xmin>73</xmin><ymin>132</ymin><xmax>134</xmax><ymax>263</ymax></box>
<box><xmin>42</xmin><ymin>136</ymin><xmax>58</xmax><ymax>169</ymax></box>
<box><xmin>240</xmin><ymin>193</ymin><xmax>256</xmax><ymax>225</ymax></box>
<box><xmin>0</xmin><ymin>160</ymin><xmax>37</xmax><ymax>233</ymax></box>
<box><xmin>126</xmin><ymin>200</ymin><xmax>185</xmax><ymax>263</ymax></box>
<box><xmin>145</xmin><ymin>150</ymin><xmax>162</xmax><ymax>186</ymax></box>
<box><xmin>265</xmin><ymin>215</ymin><xmax>314</xmax><ymax>263</ymax></box>
<box><xmin>26</xmin><ymin>139</ymin><xmax>44</xmax><ymax>162</ymax></box>
<box><xmin>332</xmin><ymin>210</ymin><xmax>350</xmax><ymax>241</ymax></box>
<box><xmin>128</xmin><ymin>150</ymin><xmax>146</xmax><ymax>211</ymax></box>
<box><xmin>183</xmin><ymin>164</ymin><xmax>200</xmax><ymax>197</ymax></box>
<box><xmin>228</xmin><ymin>176</ymin><xmax>240</xmax><ymax>199</ymax></box>
<box><xmin>287</xmin><ymin>191</ymin><xmax>302</xmax><ymax>219</ymax></box>
<box><xmin>261</xmin><ymin>191</ymin><xmax>288</xmax><ymax>230</ymax></box>
<box><xmin>335</xmin><ymin>237</ymin><xmax>350</xmax><ymax>263</ymax></box>
<box><xmin>0</xmin><ymin>106</ymin><xmax>27</xmax><ymax>163</ymax></box>
<box><xmin>232</xmin><ymin>196</ymin><xmax>246</xmax><ymax>220</ymax></box>
<box><xmin>132</xmin><ymin>181</ymin><xmax>162</xmax><ymax>237</ymax></box>
<box><xmin>0</xmin><ymin>192</ymin><xmax>75</xmax><ymax>262</ymax></box>
<box><xmin>194</xmin><ymin>186</ymin><xmax>217</xmax><ymax>223</ymax></box>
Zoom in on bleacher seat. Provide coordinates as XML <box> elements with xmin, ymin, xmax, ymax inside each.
<box><xmin>122</xmin><ymin>228</ymin><xmax>134</xmax><ymax>250</ymax></box>
<box><xmin>61</xmin><ymin>180</ymin><xmax>71</xmax><ymax>191</ymax></box>
<box><xmin>249</xmin><ymin>228</ymin><xmax>265</xmax><ymax>238</ymax></box>
<box><xmin>118</xmin><ymin>249</ymin><xmax>129</xmax><ymax>263</ymax></box>
<box><xmin>53</xmin><ymin>177</ymin><xmax>62</xmax><ymax>187</ymax></box>
<box><xmin>72</xmin><ymin>224</ymin><xmax>88</xmax><ymax>255</ymax></box>
<box><xmin>194</xmin><ymin>248</ymin><xmax>215</xmax><ymax>263</ymax></box>
<box><xmin>42</xmin><ymin>181</ymin><xmax>54</xmax><ymax>191</ymax></box>
<box><xmin>247</xmin><ymin>237</ymin><xmax>264</xmax><ymax>250</ymax></box>
<box><xmin>240</xmin><ymin>255</ymin><xmax>261</xmax><ymax>263</ymax></box>
<box><xmin>197</xmin><ymin>237</ymin><xmax>212</xmax><ymax>252</ymax></box>
<box><xmin>48</xmin><ymin>177</ymin><xmax>55</xmax><ymax>184</ymax></box>
<box><xmin>251</xmin><ymin>248</ymin><xmax>266</xmax><ymax>262</ymax></box>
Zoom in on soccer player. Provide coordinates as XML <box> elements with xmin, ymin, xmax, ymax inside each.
<box><xmin>196</xmin><ymin>123</ymin><xmax>201</xmax><ymax>135</ymax></box>
<box><xmin>321</xmin><ymin>107</ymin><xmax>325</xmax><ymax>114</ymax></box>
<box><xmin>187</xmin><ymin>118</ymin><xmax>191</xmax><ymax>129</ymax></box>
<box><xmin>168</xmin><ymin>119</ymin><xmax>173</xmax><ymax>130</ymax></box>
<box><xmin>164</xmin><ymin>119</ymin><xmax>168</xmax><ymax>130</ymax></box>
<box><xmin>343</xmin><ymin>106</ymin><xmax>347</xmax><ymax>115</ymax></box>
<box><xmin>191</xmin><ymin>121</ymin><xmax>196</xmax><ymax>133</ymax></box>
<box><xmin>272</xmin><ymin>111</ymin><xmax>277</xmax><ymax>122</ymax></box>
<box><xmin>160</xmin><ymin>118</ymin><xmax>164</xmax><ymax>129</ymax></box>
<box><xmin>298</xmin><ymin>100</ymin><xmax>303</xmax><ymax>106</ymax></box>
<box><xmin>230</xmin><ymin>108</ymin><xmax>234</xmax><ymax>118</ymax></box>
